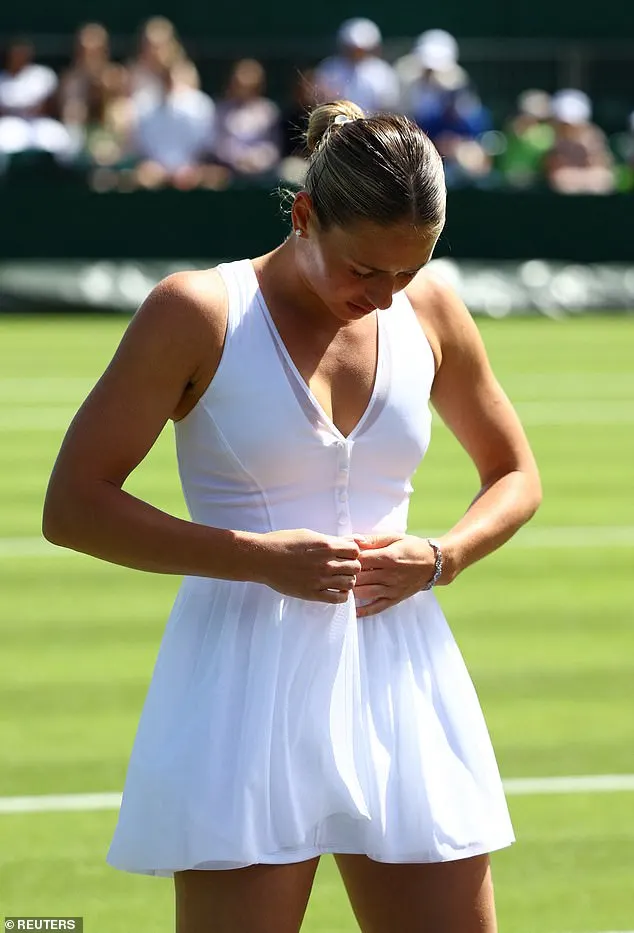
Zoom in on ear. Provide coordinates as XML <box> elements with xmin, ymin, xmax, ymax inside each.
<box><xmin>291</xmin><ymin>191</ymin><xmax>315</xmax><ymax>238</ymax></box>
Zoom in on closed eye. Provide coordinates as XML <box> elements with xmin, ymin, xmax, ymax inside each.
<box><xmin>351</xmin><ymin>268</ymin><xmax>418</xmax><ymax>281</ymax></box>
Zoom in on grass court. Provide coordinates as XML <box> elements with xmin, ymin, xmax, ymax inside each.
<box><xmin>1</xmin><ymin>312</ymin><xmax>633</xmax><ymax>932</ymax></box>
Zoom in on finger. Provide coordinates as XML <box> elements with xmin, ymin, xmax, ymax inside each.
<box><xmin>355</xmin><ymin>597</ymin><xmax>394</xmax><ymax>618</ymax></box>
<box><xmin>317</xmin><ymin>588</ymin><xmax>352</xmax><ymax>604</ymax></box>
<box><xmin>353</xmin><ymin>584</ymin><xmax>389</xmax><ymax>600</ymax></box>
<box><xmin>329</xmin><ymin>540</ymin><xmax>362</xmax><ymax>559</ymax></box>
<box><xmin>306</xmin><ymin>537</ymin><xmax>359</xmax><ymax>557</ymax></box>
<box><xmin>324</xmin><ymin>574</ymin><xmax>357</xmax><ymax>592</ymax></box>
<box><xmin>358</xmin><ymin>544</ymin><xmax>398</xmax><ymax>561</ymax></box>
<box><xmin>354</xmin><ymin>569</ymin><xmax>386</xmax><ymax>586</ymax></box>
<box><xmin>326</xmin><ymin>559</ymin><xmax>362</xmax><ymax>575</ymax></box>
<box><xmin>353</xmin><ymin>534</ymin><xmax>403</xmax><ymax>550</ymax></box>
<box><xmin>357</xmin><ymin>551</ymin><xmax>389</xmax><ymax>571</ymax></box>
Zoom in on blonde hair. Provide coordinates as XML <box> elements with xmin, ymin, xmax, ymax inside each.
<box><xmin>303</xmin><ymin>99</ymin><xmax>446</xmax><ymax>231</ymax></box>
<box><xmin>305</xmin><ymin>99</ymin><xmax>365</xmax><ymax>153</ymax></box>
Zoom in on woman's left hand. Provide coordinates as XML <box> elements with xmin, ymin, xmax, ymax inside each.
<box><xmin>351</xmin><ymin>533</ymin><xmax>438</xmax><ymax>618</ymax></box>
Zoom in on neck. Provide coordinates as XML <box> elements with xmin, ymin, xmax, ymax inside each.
<box><xmin>255</xmin><ymin>238</ymin><xmax>346</xmax><ymax>334</ymax></box>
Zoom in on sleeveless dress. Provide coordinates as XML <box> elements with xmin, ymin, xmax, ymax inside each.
<box><xmin>107</xmin><ymin>259</ymin><xmax>514</xmax><ymax>876</ymax></box>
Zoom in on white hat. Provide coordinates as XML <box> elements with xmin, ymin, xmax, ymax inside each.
<box><xmin>337</xmin><ymin>17</ymin><xmax>382</xmax><ymax>51</ymax></box>
<box><xmin>415</xmin><ymin>29</ymin><xmax>459</xmax><ymax>70</ymax></box>
<box><xmin>551</xmin><ymin>89</ymin><xmax>592</xmax><ymax>124</ymax></box>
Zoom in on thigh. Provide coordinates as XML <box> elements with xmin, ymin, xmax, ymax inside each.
<box><xmin>334</xmin><ymin>853</ymin><xmax>497</xmax><ymax>933</ymax></box>
<box><xmin>174</xmin><ymin>858</ymin><xmax>320</xmax><ymax>933</ymax></box>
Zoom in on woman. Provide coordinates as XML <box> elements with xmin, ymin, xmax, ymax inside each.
<box><xmin>43</xmin><ymin>99</ymin><xmax>542</xmax><ymax>932</ymax></box>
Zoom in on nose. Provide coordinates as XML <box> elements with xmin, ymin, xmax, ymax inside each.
<box><xmin>365</xmin><ymin>280</ymin><xmax>394</xmax><ymax>311</ymax></box>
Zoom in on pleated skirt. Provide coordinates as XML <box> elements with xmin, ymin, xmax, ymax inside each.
<box><xmin>107</xmin><ymin>577</ymin><xmax>514</xmax><ymax>875</ymax></box>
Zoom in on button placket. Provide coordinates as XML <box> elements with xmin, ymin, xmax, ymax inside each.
<box><xmin>335</xmin><ymin>440</ymin><xmax>352</xmax><ymax>532</ymax></box>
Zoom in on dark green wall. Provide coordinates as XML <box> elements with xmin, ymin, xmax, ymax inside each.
<box><xmin>1</xmin><ymin>0</ymin><xmax>633</xmax><ymax>39</ymax></box>
<box><xmin>1</xmin><ymin>184</ymin><xmax>633</xmax><ymax>262</ymax></box>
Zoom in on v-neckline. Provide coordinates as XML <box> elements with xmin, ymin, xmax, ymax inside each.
<box><xmin>249</xmin><ymin>260</ymin><xmax>384</xmax><ymax>443</ymax></box>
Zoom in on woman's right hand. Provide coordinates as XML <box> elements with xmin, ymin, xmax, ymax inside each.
<box><xmin>253</xmin><ymin>529</ymin><xmax>362</xmax><ymax>603</ymax></box>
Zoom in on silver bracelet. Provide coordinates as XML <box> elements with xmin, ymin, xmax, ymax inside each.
<box><xmin>422</xmin><ymin>538</ymin><xmax>443</xmax><ymax>591</ymax></box>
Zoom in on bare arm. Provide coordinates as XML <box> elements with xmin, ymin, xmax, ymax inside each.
<box><xmin>353</xmin><ymin>277</ymin><xmax>542</xmax><ymax>617</ymax></box>
<box><xmin>42</xmin><ymin>271</ymin><xmax>252</xmax><ymax>577</ymax></box>
<box><xmin>417</xmin><ymin>276</ymin><xmax>542</xmax><ymax>581</ymax></box>
<box><xmin>42</xmin><ymin>271</ymin><xmax>360</xmax><ymax>600</ymax></box>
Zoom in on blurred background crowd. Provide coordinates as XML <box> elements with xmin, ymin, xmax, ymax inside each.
<box><xmin>1</xmin><ymin>15</ymin><xmax>633</xmax><ymax>194</ymax></box>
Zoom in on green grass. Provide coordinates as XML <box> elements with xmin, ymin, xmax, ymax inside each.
<box><xmin>1</xmin><ymin>313</ymin><xmax>634</xmax><ymax>931</ymax></box>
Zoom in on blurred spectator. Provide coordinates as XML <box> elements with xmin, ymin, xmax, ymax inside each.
<box><xmin>0</xmin><ymin>38</ymin><xmax>77</xmax><ymax>168</ymax></box>
<box><xmin>415</xmin><ymin>85</ymin><xmax>492</xmax><ymax>188</ymax></box>
<box><xmin>314</xmin><ymin>18</ymin><xmax>399</xmax><ymax>114</ymax></box>
<box><xmin>394</xmin><ymin>29</ymin><xmax>471</xmax><ymax>120</ymax></box>
<box><xmin>0</xmin><ymin>38</ymin><xmax>58</xmax><ymax>118</ymax></box>
<box><xmin>131</xmin><ymin>60</ymin><xmax>220</xmax><ymax>190</ymax></box>
<box><xmin>78</xmin><ymin>64</ymin><xmax>135</xmax><ymax>169</ymax></box>
<box><xmin>128</xmin><ymin>17</ymin><xmax>199</xmax><ymax>109</ymax></box>
<box><xmin>58</xmin><ymin>23</ymin><xmax>111</xmax><ymax>128</ymax></box>
<box><xmin>496</xmin><ymin>90</ymin><xmax>555</xmax><ymax>189</ymax></box>
<box><xmin>214</xmin><ymin>59</ymin><xmax>282</xmax><ymax>182</ymax></box>
<box><xmin>545</xmin><ymin>89</ymin><xmax>616</xmax><ymax>194</ymax></box>
<box><xmin>392</xmin><ymin>28</ymin><xmax>491</xmax><ymax>187</ymax></box>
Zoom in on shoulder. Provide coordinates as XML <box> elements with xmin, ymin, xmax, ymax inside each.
<box><xmin>141</xmin><ymin>266</ymin><xmax>226</xmax><ymax>318</ymax></box>
<box><xmin>130</xmin><ymin>268</ymin><xmax>228</xmax><ymax>358</ymax></box>
<box><xmin>97</xmin><ymin>267</ymin><xmax>231</xmax><ymax>404</ymax></box>
<box><xmin>404</xmin><ymin>268</ymin><xmax>477</xmax><ymax>372</ymax></box>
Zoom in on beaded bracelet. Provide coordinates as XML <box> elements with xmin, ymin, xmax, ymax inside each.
<box><xmin>421</xmin><ymin>538</ymin><xmax>443</xmax><ymax>591</ymax></box>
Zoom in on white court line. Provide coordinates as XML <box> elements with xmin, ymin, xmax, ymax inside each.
<box><xmin>0</xmin><ymin>538</ymin><xmax>67</xmax><ymax>558</ymax></box>
<box><xmin>1</xmin><ymin>775</ymin><xmax>634</xmax><ymax>815</ymax></box>
<box><xmin>3</xmin><ymin>526</ymin><xmax>634</xmax><ymax>560</ymax></box>
<box><xmin>503</xmin><ymin>774</ymin><xmax>634</xmax><ymax>795</ymax></box>
<box><xmin>0</xmin><ymin>792</ymin><xmax>122</xmax><ymax>814</ymax></box>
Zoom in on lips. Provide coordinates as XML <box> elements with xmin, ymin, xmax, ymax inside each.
<box><xmin>348</xmin><ymin>301</ymin><xmax>376</xmax><ymax>314</ymax></box>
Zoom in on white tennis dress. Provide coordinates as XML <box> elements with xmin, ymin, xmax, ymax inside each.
<box><xmin>107</xmin><ymin>259</ymin><xmax>514</xmax><ymax>876</ymax></box>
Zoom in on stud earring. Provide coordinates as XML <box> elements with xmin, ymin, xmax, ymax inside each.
<box><xmin>294</xmin><ymin>228</ymin><xmax>303</xmax><ymax>238</ymax></box>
